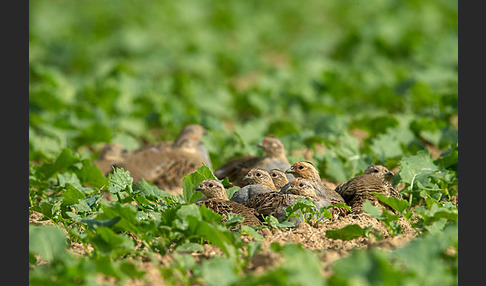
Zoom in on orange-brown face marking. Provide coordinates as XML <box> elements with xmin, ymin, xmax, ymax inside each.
<box><xmin>286</xmin><ymin>161</ymin><xmax>320</xmax><ymax>182</ymax></box>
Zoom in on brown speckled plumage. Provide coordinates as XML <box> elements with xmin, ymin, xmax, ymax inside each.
<box><xmin>112</xmin><ymin>125</ymin><xmax>210</xmax><ymax>195</ymax></box>
<box><xmin>214</xmin><ymin>136</ymin><xmax>290</xmax><ymax>187</ymax></box>
<box><xmin>268</xmin><ymin>169</ymin><xmax>290</xmax><ymax>190</ymax></box>
<box><xmin>243</xmin><ymin>178</ymin><xmax>329</xmax><ymax>223</ymax></box>
<box><xmin>334</xmin><ymin>164</ymin><xmax>402</xmax><ymax>213</ymax></box>
<box><xmin>231</xmin><ymin>168</ymin><xmax>278</xmax><ymax>204</ymax></box>
<box><xmin>285</xmin><ymin>161</ymin><xmax>348</xmax><ymax>217</ymax></box>
<box><xmin>195</xmin><ymin>179</ymin><xmax>262</xmax><ymax>226</ymax></box>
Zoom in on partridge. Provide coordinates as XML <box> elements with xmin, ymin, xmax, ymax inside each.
<box><xmin>230</xmin><ymin>168</ymin><xmax>278</xmax><ymax>204</ymax></box>
<box><xmin>214</xmin><ymin>136</ymin><xmax>291</xmax><ymax>187</ymax></box>
<box><xmin>113</xmin><ymin>124</ymin><xmax>210</xmax><ymax>195</ymax></box>
<box><xmin>334</xmin><ymin>164</ymin><xmax>401</xmax><ymax>213</ymax></box>
<box><xmin>93</xmin><ymin>143</ymin><xmax>128</xmax><ymax>175</ymax></box>
<box><xmin>194</xmin><ymin>179</ymin><xmax>262</xmax><ymax>227</ymax></box>
<box><xmin>268</xmin><ymin>169</ymin><xmax>290</xmax><ymax>190</ymax></box>
<box><xmin>243</xmin><ymin>178</ymin><xmax>329</xmax><ymax>224</ymax></box>
<box><xmin>130</xmin><ymin>124</ymin><xmax>212</xmax><ymax>169</ymax></box>
<box><xmin>285</xmin><ymin>161</ymin><xmax>348</xmax><ymax>217</ymax></box>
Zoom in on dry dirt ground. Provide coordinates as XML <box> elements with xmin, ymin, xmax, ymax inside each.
<box><xmin>29</xmin><ymin>207</ymin><xmax>417</xmax><ymax>285</ymax></box>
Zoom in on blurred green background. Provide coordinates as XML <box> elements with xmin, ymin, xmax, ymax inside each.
<box><xmin>29</xmin><ymin>0</ymin><xmax>458</xmax><ymax>182</ymax></box>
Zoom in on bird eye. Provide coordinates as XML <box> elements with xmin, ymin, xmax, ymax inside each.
<box><xmin>373</xmin><ymin>169</ymin><xmax>379</xmax><ymax>173</ymax></box>
<box><xmin>256</xmin><ymin>172</ymin><xmax>261</xmax><ymax>177</ymax></box>
<box><xmin>299</xmin><ymin>183</ymin><xmax>304</xmax><ymax>187</ymax></box>
<box><xmin>298</xmin><ymin>165</ymin><xmax>304</xmax><ymax>170</ymax></box>
<box><xmin>208</xmin><ymin>183</ymin><xmax>214</xmax><ymax>187</ymax></box>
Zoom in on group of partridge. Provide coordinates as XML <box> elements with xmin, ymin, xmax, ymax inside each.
<box><xmin>94</xmin><ymin>124</ymin><xmax>402</xmax><ymax>227</ymax></box>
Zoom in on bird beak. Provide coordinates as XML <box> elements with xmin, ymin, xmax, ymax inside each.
<box><xmin>256</xmin><ymin>142</ymin><xmax>263</xmax><ymax>148</ymax></box>
<box><xmin>285</xmin><ymin>167</ymin><xmax>295</xmax><ymax>174</ymax></box>
<box><xmin>384</xmin><ymin>170</ymin><xmax>394</xmax><ymax>180</ymax></box>
<box><xmin>243</xmin><ymin>173</ymin><xmax>251</xmax><ymax>181</ymax></box>
<box><xmin>287</xmin><ymin>186</ymin><xmax>298</xmax><ymax>195</ymax></box>
<box><xmin>194</xmin><ymin>184</ymin><xmax>203</xmax><ymax>192</ymax></box>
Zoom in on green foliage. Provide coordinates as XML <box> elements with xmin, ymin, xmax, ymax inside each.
<box><xmin>29</xmin><ymin>0</ymin><xmax>457</xmax><ymax>284</ymax></box>
<box><xmin>329</xmin><ymin>223</ymin><xmax>458</xmax><ymax>285</ymax></box>
<box><xmin>326</xmin><ymin>224</ymin><xmax>372</xmax><ymax>241</ymax></box>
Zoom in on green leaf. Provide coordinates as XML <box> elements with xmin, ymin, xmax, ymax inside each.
<box><xmin>176</xmin><ymin>243</ymin><xmax>205</xmax><ymax>253</ymax></box>
<box><xmin>435</xmin><ymin>144</ymin><xmax>458</xmax><ymax>170</ymax></box>
<box><xmin>397</xmin><ymin>150</ymin><xmax>439</xmax><ymax>186</ymax></box>
<box><xmin>75</xmin><ymin>159</ymin><xmax>109</xmax><ymax>188</ymax></box>
<box><xmin>119</xmin><ymin>261</ymin><xmax>145</xmax><ymax>279</ymax></box>
<box><xmin>182</xmin><ymin>165</ymin><xmax>217</xmax><ymax>203</ymax></box>
<box><xmin>99</xmin><ymin>202</ymin><xmax>141</xmax><ymax>234</ymax></box>
<box><xmin>373</xmin><ymin>193</ymin><xmax>409</xmax><ymax>214</ymax></box>
<box><xmin>201</xmin><ymin>257</ymin><xmax>239</xmax><ymax>286</ymax></box>
<box><xmin>61</xmin><ymin>184</ymin><xmax>86</xmax><ymax>206</ymax></box>
<box><xmin>326</xmin><ymin>224</ymin><xmax>371</xmax><ymax>240</ymax></box>
<box><xmin>133</xmin><ymin>179</ymin><xmax>172</xmax><ymax>201</ymax></box>
<box><xmin>240</xmin><ymin>225</ymin><xmax>264</xmax><ymax>241</ymax></box>
<box><xmin>108</xmin><ymin>167</ymin><xmax>133</xmax><ymax>194</ymax></box>
<box><xmin>370</xmin><ymin>133</ymin><xmax>404</xmax><ymax>162</ymax></box>
<box><xmin>37</xmin><ymin>148</ymin><xmax>79</xmax><ymax>179</ymax></box>
<box><xmin>81</xmin><ymin>216</ymin><xmax>121</xmax><ymax>229</ymax></box>
<box><xmin>362</xmin><ymin>200</ymin><xmax>382</xmax><ymax>219</ymax></box>
<box><xmin>29</xmin><ymin>225</ymin><xmax>67</xmax><ymax>262</ymax></box>
<box><xmin>226</xmin><ymin>186</ymin><xmax>240</xmax><ymax>200</ymax></box>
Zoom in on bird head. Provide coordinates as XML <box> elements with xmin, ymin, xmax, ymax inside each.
<box><xmin>243</xmin><ymin>168</ymin><xmax>276</xmax><ymax>189</ymax></box>
<box><xmin>364</xmin><ymin>165</ymin><xmax>394</xmax><ymax>181</ymax></box>
<box><xmin>285</xmin><ymin>161</ymin><xmax>320</xmax><ymax>182</ymax></box>
<box><xmin>194</xmin><ymin>179</ymin><xmax>228</xmax><ymax>200</ymax></box>
<box><xmin>287</xmin><ymin>178</ymin><xmax>318</xmax><ymax>198</ymax></box>
<box><xmin>257</xmin><ymin>136</ymin><xmax>286</xmax><ymax>158</ymax></box>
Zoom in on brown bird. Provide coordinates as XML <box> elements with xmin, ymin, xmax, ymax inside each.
<box><xmin>214</xmin><ymin>136</ymin><xmax>291</xmax><ymax>187</ymax></box>
<box><xmin>93</xmin><ymin>143</ymin><xmax>128</xmax><ymax>176</ymax></box>
<box><xmin>243</xmin><ymin>178</ymin><xmax>331</xmax><ymax>224</ymax></box>
<box><xmin>194</xmin><ymin>179</ymin><xmax>262</xmax><ymax>227</ymax></box>
<box><xmin>268</xmin><ymin>169</ymin><xmax>290</xmax><ymax>190</ymax></box>
<box><xmin>129</xmin><ymin>124</ymin><xmax>212</xmax><ymax>169</ymax></box>
<box><xmin>113</xmin><ymin>124</ymin><xmax>210</xmax><ymax>195</ymax></box>
<box><xmin>230</xmin><ymin>168</ymin><xmax>278</xmax><ymax>204</ymax></box>
<box><xmin>334</xmin><ymin>164</ymin><xmax>402</xmax><ymax>213</ymax></box>
<box><xmin>285</xmin><ymin>161</ymin><xmax>348</xmax><ymax>217</ymax></box>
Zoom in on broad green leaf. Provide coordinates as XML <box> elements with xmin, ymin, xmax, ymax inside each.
<box><xmin>176</xmin><ymin>242</ymin><xmax>204</xmax><ymax>252</ymax></box>
<box><xmin>322</xmin><ymin>151</ymin><xmax>349</xmax><ymax>182</ymax></box>
<box><xmin>119</xmin><ymin>261</ymin><xmax>145</xmax><ymax>279</ymax></box>
<box><xmin>81</xmin><ymin>216</ymin><xmax>121</xmax><ymax>229</ymax></box>
<box><xmin>37</xmin><ymin>148</ymin><xmax>79</xmax><ymax>179</ymax></box>
<box><xmin>326</xmin><ymin>224</ymin><xmax>371</xmax><ymax>241</ymax></box>
<box><xmin>75</xmin><ymin>159</ymin><xmax>109</xmax><ymax>188</ymax></box>
<box><xmin>362</xmin><ymin>200</ymin><xmax>382</xmax><ymax>218</ymax></box>
<box><xmin>276</xmin><ymin>243</ymin><xmax>325</xmax><ymax>286</ymax></box>
<box><xmin>182</xmin><ymin>165</ymin><xmax>217</xmax><ymax>203</ymax></box>
<box><xmin>370</xmin><ymin>132</ymin><xmax>404</xmax><ymax>162</ymax></box>
<box><xmin>201</xmin><ymin>257</ymin><xmax>239</xmax><ymax>286</ymax></box>
<box><xmin>435</xmin><ymin>144</ymin><xmax>458</xmax><ymax>170</ymax></box>
<box><xmin>226</xmin><ymin>186</ymin><xmax>240</xmax><ymax>200</ymax></box>
<box><xmin>108</xmin><ymin>167</ymin><xmax>133</xmax><ymax>194</ymax></box>
<box><xmin>397</xmin><ymin>150</ymin><xmax>439</xmax><ymax>186</ymax></box>
<box><xmin>373</xmin><ymin>193</ymin><xmax>409</xmax><ymax>213</ymax></box>
<box><xmin>29</xmin><ymin>225</ymin><xmax>67</xmax><ymax>262</ymax></box>
<box><xmin>240</xmin><ymin>225</ymin><xmax>264</xmax><ymax>241</ymax></box>
<box><xmin>99</xmin><ymin>202</ymin><xmax>141</xmax><ymax>235</ymax></box>
<box><xmin>133</xmin><ymin>179</ymin><xmax>172</xmax><ymax>200</ymax></box>
<box><xmin>61</xmin><ymin>184</ymin><xmax>86</xmax><ymax>206</ymax></box>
